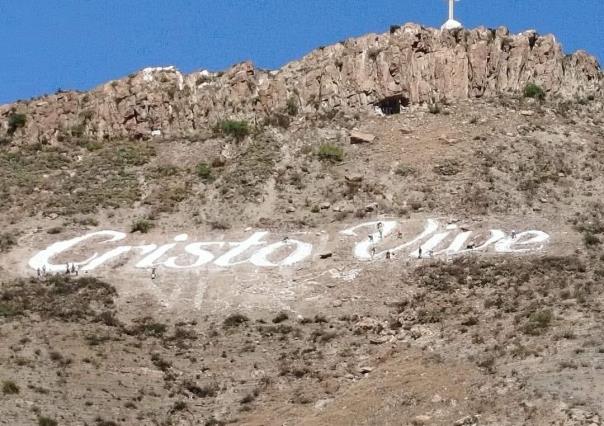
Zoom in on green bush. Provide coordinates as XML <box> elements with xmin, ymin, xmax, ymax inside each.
<box><xmin>219</xmin><ymin>119</ymin><xmax>250</xmax><ymax>140</ymax></box>
<box><xmin>196</xmin><ymin>162</ymin><xmax>213</xmax><ymax>181</ymax></box>
<box><xmin>524</xmin><ymin>83</ymin><xmax>545</xmax><ymax>100</ymax></box>
<box><xmin>7</xmin><ymin>113</ymin><xmax>26</xmax><ymax>134</ymax></box>
<box><xmin>317</xmin><ymin>144</ymin><xmax>344</xmax><ymax>163</ymax></box>
<box><xmin>130</xmin><ymin>219</ymin><xmax>154</xmax><ymax>234</ymax></box>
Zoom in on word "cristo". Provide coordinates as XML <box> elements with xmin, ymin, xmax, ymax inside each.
<box><xmin>28</xmin><ymin>219</ymin><xmax>550</xmax><ymax>273</ymax></box>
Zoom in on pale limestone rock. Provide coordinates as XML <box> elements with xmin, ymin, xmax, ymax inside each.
<box><xmin>350</xmin><ymin>130</ymin><xmax>376</xmax><ymax>144</ymax></box>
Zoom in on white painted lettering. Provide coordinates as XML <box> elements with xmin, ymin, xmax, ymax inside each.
<box><xmin>28</xmin><ymin>230</ymin><xmax>127</xmax><ymax>273</ymax></box>
<box><xmin>495</xmin><ymin>231</ymin><xmax>550</xmax><ymax>253</ymax></box>
<box><xmin>214</xmin><ymin>232</ymin><xmax>268</xmax><ymax>267</ymax></box>
<box><xmin>27</xmin><ymin>221</ymin><xmax>552</xmax><ymax>273</ymax></box>
<box><xmin>164</xmin><ymin>242</ymin><xmax>225</xmax><ymax>268</ymax></box>
<box><xmin>249</xmin><ymin>239</ymin><xmax>313</xmax><ymax>267</ymax></box>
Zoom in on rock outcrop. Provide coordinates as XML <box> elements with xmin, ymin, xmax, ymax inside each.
<box><xmin>1</xmin><ymin>23</ymin><xmax>601</xmax><ymax>143</ymax></box>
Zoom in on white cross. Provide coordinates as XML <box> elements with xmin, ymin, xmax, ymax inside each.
<box><xmin>441</xmin><ymin>0</ymin><xmax>462</xmax><ymax>30</ymax></box>
<box><xmin>449</xmin><ymin>0</ymin><xmax>456</xmax><ymax>20</ymax></box>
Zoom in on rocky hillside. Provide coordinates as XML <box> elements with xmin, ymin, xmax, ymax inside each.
<box><xmin>1</xmin><ymin>23</ymin><xmax>601</xmax><ymax>144</ymax></box>
<box><xmin>1</xmin><ymin>23</ymin><xmax>604</xmax><ymax>426</ymax></box>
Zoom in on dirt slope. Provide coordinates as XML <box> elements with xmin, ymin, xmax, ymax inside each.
<box><xmin>1</xmin><ymin>47</ymin><xmax>604</xmax><ymax>425</ymax></box>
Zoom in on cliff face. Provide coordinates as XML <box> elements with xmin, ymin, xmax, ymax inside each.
<box><xmin>1</xmin><ymin>23</ymin><xmax>601</xmax><ymax>143</ymax></box>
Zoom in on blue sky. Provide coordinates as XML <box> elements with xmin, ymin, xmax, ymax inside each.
<box><xmin>1</xmin><ymin>0</ymin><xmax>602</xmax><ymax>104</ymax></box>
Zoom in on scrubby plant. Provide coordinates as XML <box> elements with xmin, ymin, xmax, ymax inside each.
<box><xmin>0</xmin><ymin>232</ymin><xmax>16</xmax><ymax>253</ymax></box>
<box><xmin>265</xmin><ymin>112</ymin><xmax>291</xmax><ymax>129</ymax></box>
<box><xmin>272</xmin><ymin>311</ymin><xmax>289</xmax><ymax>323</ymax></box>
<box><xmin>428</xmin><ymin>102</ymin><xmax>441</xmax><ymax>114</ymax></box>
<box><xmin>223</xmin><ymin>313</ymin><xmax>249</xmax><ymax>328</ymax></box>
<box><xmin>114</xmin><ymin>142</ymin><xmax>156</xmax><ymax>166</ymax></box>
<box><xmin>522</xmin><ymin>309</ymin><xmax>553</xmax><ymax>335</ymax></box>
<box><xmin>395</xmin><ymin>165</ymin><xmax>418</xmax><ymax>177</ymax></box>
<box><xmin>183</xmin><ymin>380</ymin><xmax>219</xmax><ymax>398</ymax></box>
<box><xmin>7</xmin><ymin>113</ymin><xmax>26</xmax><ymax>134</ymax></box>
<box><xmin>368</xmin><ymin>47</ymin><xmax>382</xmax><ymax>60</ymax></box>
<box><xmin>524</xmin><ymin>83</ymin><xmax>545</xmax><ymax>100</ymax></box>
<box><xmin>286</xmin><ymin>96</ymin><xmax>299</xmax><ymax>116</ymax></box>
<box><xmin>38</xmin><ymin>417</ymin><xmax>58</xmax><ymax>426</ymax></box>
<box><xmin>219</xmin><ymin>119</ymin><xmax>250</xmax><ymax>140</ymax></box>
<box><xmin>196</xmin><ymin>162</ymin><xmax>213</xmax><ymax>181</ymax></box>
<box><xmin>172</xmin><ymin>401</ymin><xmax>187</xmax><ymax>411</ymax></box>
<box><xmin>2</xmin><ymin>380</ymin><xmax>19</xmax><ymax>395</ymax></box>
<box><xmin>130</xmin><ymin>218</ymin><xmax>154</xmax><ymax>234</ymax></box>
<box><xmin>70</xmin><ymin>123</ymin><xmax>86</xmax><ymax>138</ymax></box>
<box><xmin>131</xmin><ymin>318</ymin><xmax>168</xmax><ymax>337</ymax></box>
<box><xmin>317</xmin><ymin>144</ymin><xmax>344</xmax><ymax>163</ymax></box>
<box><xmin>83</xmin><ymin>141</ymin><xmax>102</xmax><ymax>151</ymax></box>
<box><xmin>583</xmin><ymin>232</ymin><xmax>601</xmax><ymax>247</ymax></box>
<box><xmin>150</xmin><ymin>353</ymin><xmax>172</xmax><ymax>371</ymax></box>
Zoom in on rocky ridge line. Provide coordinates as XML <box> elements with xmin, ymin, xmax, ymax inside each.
<box><xmin>1</xmin><ymin>23</ymin><xmax>601</xmax><ymax>143</ymax></box>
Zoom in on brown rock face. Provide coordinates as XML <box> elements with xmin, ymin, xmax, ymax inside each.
<box><xmin>1</xmin><ymin>23</ymin><xmax>601</xmax><ymax>143</ymax></box>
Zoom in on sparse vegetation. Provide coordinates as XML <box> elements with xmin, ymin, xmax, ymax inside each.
<box><xmin>428</xmin><ymin>102</ymin><xmax>441</xmax><ymax>114</ymax></box>
<box><xmin>130</xmin><ymin>318</ymin><xmax>168</xmax><ymax>337</ymax></box>
<box><xmin>0</xmin><ymin>275</ymin><xmax>116</xmax><ymax>322</ymax></box>
<box><xmin>0</xmin><ymin>140</ymin><xmax>151</xmax><ymax>216</ymax></box>
<box><xmin>272</xmin><ymin>312</ymin><xmax>289</xmax><ymax>323</ymax></box>
<box><xmin>196</xmin><ymin>162</ymin><xmax>213</xmax><ymax>181</ymax></box>
<box><xmin>172</xmin><ymin>400</ymin><xmax>188</xmax><ymax>412</ymax></box>
<box><xmin>286</xmin><ymin>96</ymin><xmax>299</xmax><ymax>116</ymax></box>
<box><xmin>523</xmin><ymin>83</ymin><xmax>545</xmax><ymax>100</ymax></box>
<box><xmin>37</xmin><ymin>417</ymin><xmax>58</xmax><ymax>426</ymax></box>
<box><xmin>240</xmin><ymin>388</ymin><xmax>259</xmax><ymax>404</ymax></box>
<box><xmin>433</xmin><ymin>159</ymin><xmax>461</xmax><ymax>176</ymax></box>
<box><xmin>317</xmin><ymin>144</ymin><xmax>344</xmax><ymax>162</ymax></box>
<box><xmin>7</xmin><ymin>113</ymin><xmax>26</xmax><ymax>134</ymax></box>
<box><xmin>218</xmin><ymin>135</ymin><xmax>279</xmax><ymax>200</ymax></box>
<box><xmin>70</xmin><ymin>123</ymin><xmax>86</xmax><ymax>138</ymax></box>
<box><xmin>522</xmin><ymin>309</ymin><xmax>553</xmax><ymax>335</ymax></box>
<box><xmin>183</xmin><ymin>380</ymin><xmax>219</xmax><ymax>398</ymax></box>
<box><xmin>0</xmin><ymin>232</ymin><xmax>16</xmax><ymax>252</ymax></box>
<box><xmin>367</xmin><ymin>47</ymin><xmax>382</xmax><ymax>60</ymax></box>
<box><xmin>2</xmin><ymin>380</ymin><xmax>19</xmax><ymax>395</ymax></box>
<box><xmin>150</xmin><ymin>353</ymin><xmax>172</xmax><ymax>372</ymax></box>
<box><xmin>395</xmin><ymin>165</ymin><xmax>418</xmax><ymax>177</ymax></box>
<box><xmin>46</xmin><ymin>226</ymin><xmax>63</xmax><ymax>234</ymax></box>
<box><xmin>573</xmin><ymin>204</ymin><xmax>604</xmax><ymax>248</ymax></box>
<box><xmin>219</xmin><ymin>119</ymin><xmax>250</xmax><ymax>140</ymax></box>
<box><xmin>223</xmin><ymin>313</ymin><xmax>249</xmax><ymax>328</ymax></box>
<box><xmin>265</xmin><ymin>112</ymin><xmax>291</xmax><ymax>128</ymax></box>
<box><xmin>130</xmin><ymin>218</ymin><xmax>153</xmax><ymax>234</ymax></box>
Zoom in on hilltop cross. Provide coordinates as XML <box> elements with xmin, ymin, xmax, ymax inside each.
<box><xmin>441</xmin><ymin>0</ymin><xmax>463</xmax><ymax>30</ymax></box>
